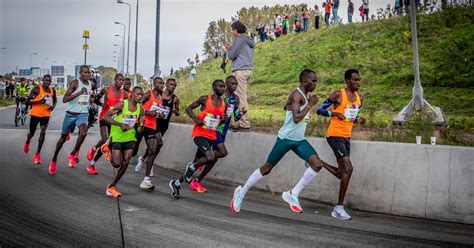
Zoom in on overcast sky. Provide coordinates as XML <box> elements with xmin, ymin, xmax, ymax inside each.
<box><xmin>0</xmin><ymin>0</ymin><xmax>388</xmax><ymax>77</ymax></box>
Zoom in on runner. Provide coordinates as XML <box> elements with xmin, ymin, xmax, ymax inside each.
<box><xmin>124</xmin><ymin>77</ymin><xmax>132</xmax><ymax>98</ymax></box>
<box><xmin>188</xmin><ymin>75</ymin><xmax>245</xmax><ymax>193</ymax></box>
<box><xmin>169</xmin><ymin>79</ymin><xmax>228</xmax><ymax>199</ymax></box>
<box><xmin>134</xmin><ymin>78</ymin><xmax>180</xmax><ymax>177</ymax></box>
<box><xmin>132</xmin><ymin>77</ymin><xmax>166</xmax><ymax>190</ymax></box>
<box><xmin>230</xmin><ymin>69</ymin><xmax>335</xmax><ymax>214</ymax></box>
<box><xmin>316</xmin><ymin>68</ymin><xmax>365</xmax><ymax>220</ymax></box>
<box><xmin>85</xmin><ymin>74</ymin><xmax>126</xmax><ymax>175</ymax></box>
<box><xmin>23</xmin><ymin>74</ymin><xmax>57</xmax><ymax>164</ymax></box>
<box><xmin>14</xmin><ymin>78</ymin><xmax>29</xmax><ymax>126</ymax></box>
<box><xmin>103</xmin><ymin>86</ymin><xmax>144</xmax><ymax>197</ymax></box>
<box><xmin>48</xmin><ymin>65</ymin><xmax>95</xmax><ymax>175</ymax></box>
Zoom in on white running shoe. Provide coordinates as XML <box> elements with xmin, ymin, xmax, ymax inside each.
<box><xmin>134</xmin><ymin>156</ymin><xmax>143</xmax><ymax>173</ymax></box>
<box><xmin>140</xmin><ymin>177</ymin><xmax>155</xmax><ymax>191</ymax></box>
<box><xmin>150</xmin><ymin>166</ymin><xmax>154</xmax><ymax>177</ymax></box>
<box><xmin>331</xmin><ymin>206</ymin><xmax>352</xmax><ymax>220</ymax></box>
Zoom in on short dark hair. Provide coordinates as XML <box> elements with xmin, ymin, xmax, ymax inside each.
<box><xmin>153</xmin><ymin>76</ymin><xmax>164</xmax><ymax>83</ymax></box>
<box><xmin>114</xmin><ymin>73</ymin><xmax>124</xmax><ymax>80</ymax></box>
<box><xmin>79</xmin><ymin>65</ymin><xmax>90</xmax><ymax>72</ymax></box>
<box><xmin>231</xmin><ymin>20</ymin><xmax>247</xmax><ymax>34</ymax></box>
<box><xmin>132</xmin><ymin>86</ymin><xmax>143</xmax><ymax>92</ymax></box>
<box><xmin>344</xmin><ymin>69</ymin><xmax>359</xmax><ymax>81</ymax></box>
<box><xmin>125</xmin><ymin>77</ymin><xmax>132</xmax><ymax>81</ymax></box>
<box><xmin>299</xmin><ymin>69</ymin><xmax>316</xmax><ymax>83</ymax></box>
<box><xmin>225</xmin><ymin>75</ymin><xmax>237</xmax><ymax>83</ymax></box>
<box><xmin>212</xmin><ymin>79</ymin><xmax>224</xmax><ymax>88</ymax></box>
<box><xmin>166</xmin><ymin>78</ymin><xmax>176</xmax><ymax>84</ymax></box>
<box><xmin>43</xmin><ymin>74</ymin><xmax>52</xmax><ymax>79</ymax></box>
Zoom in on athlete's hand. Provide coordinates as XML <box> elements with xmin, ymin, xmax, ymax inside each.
<box><xmin>194</xmin><ymin>118</ymin><xmax>204</xmax><ymax>126</ymax></box>
<box><xmin>356</xmin><ymin>117</ymin><xmax>366</xmax><ymax>125</ymax></box>
<box><xmin>120</xmin><ymin>123</ymin><xmax>131</xmax><ymax>131</ymax></box>
<box><xmin>308</xmin><ymin>95</ymin><xmax>318</xmax><ymax>108</ymax></box>
<box><xmin>221</xmin><ymin>113</ymin><xmax>228</xmax><ymax>124</ymax></box>
<box><xmin>137</xmin><ymin>125</ymin><xmax>143</xmax><ymax>133</ymax></box>
<box><xmin>331</xmin><ymin>112</ymin><xmax>345</xmax><ymax>121</ymax></box>
<box><xmin>173</xmin><ymin>109</ymin><xmax>180</xmax><ymax>116</ymax></box>
<box><xmin>146</xmin><ymin>110</ymin><xmax>158</xmax><ymax>117</ymax></box>
<box><xmin>157</xmin><ymin>112</ymin><xmax>165</xmax><ymax>119</ymax></box>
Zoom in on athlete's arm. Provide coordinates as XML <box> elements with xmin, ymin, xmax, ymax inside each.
<box><xmin>94</xmin><ymin>87</ymin><xmax>107</xmax><ymax>106</ymax></box>
<box><xmin>173</xmin><ymin>96</ymin><xmax>180</xmax><ymax>116</ymax></box>
<box><xmin>220</xmin><ymin>100</ymin><xmax>229</xmax><ymax>125</ymax></box>
<box><xmin>289</xmin><ymin>91</ymin><xmax>314</xmax><ymax>123</ymax></box>
<box><xmin>141</xmin><ymin>91</ymin><xmax>158</xmax><ymax>117</ymax></box>
<box><xmin>25</xmin><ymin>86</ymin><xmax>41</xmax><ymax>105</ymax></box>
<box><xmin>186</xmin><ymin>96</ymin><xmax>207</xmax><ymax>125</ymax></box>
<box><xmin>321</xmin><ymin>90</ymin><xmax>345</xmax><ymax>121</ymax></box>
<box><xmin>51</xmin><ymin>88</ymin><xmax>57</xmax><ymax>111</ymax></box>
<box><xmin>62</xmin><ymin>80</ymin><xmax>85</xmax><ymax>103</ymax></box>
<box><xmin>354</xmin><ymin>95</ymin><xmax>365</xmax><ymax>124</ymax></box>
<box><xmin>103</xmin><ymin>101</ymin><xmax>130</xmax><ymax>131</ymax></box>
<box><xmin>234</xmin><ymin>95</ymin><xmax>244</xmax><ymax>121</ymax></box>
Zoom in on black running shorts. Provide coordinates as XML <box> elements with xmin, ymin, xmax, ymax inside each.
<box><xmin>327</xmin><ymin>136</ymin><xmax>351</xmax><ymax>159</ymax></box>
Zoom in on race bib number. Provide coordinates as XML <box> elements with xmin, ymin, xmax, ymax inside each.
<box><xmin>78</xmin><ymin>94</ymin><xmax>90</xmax><ymax>105</ymax></box>
<box><xmin>157</xmin><ymin>105</ymin><xmax>171</xmax><ymax>119</ymax></box>
<box><xmin>226</xmin><ymin>104</ymin><xmax>235</xmax><ymax>117</ymax></box>
<box><xmin>44</xmin><ymin>96</ymin><xmax>53</xmax><ymax>106</ymax></box>
<box><xmin>203</xmin><ymin>113</ymin><xmax>220</xmax><ymax>131</ymax></box>
<box><xmin>122</xmin><ymin>114</ymin><xmax>137</xmax><ymax>127</ymax></box>
<box><xmin>344</xmin><ymin>104</ymin><xmax>360</xmax><ymax>122</ymax></box>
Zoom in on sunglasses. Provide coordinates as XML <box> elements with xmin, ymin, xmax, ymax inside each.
<box><xmin>44</xmin><ymin>80</ymin><xmax>51</xmax><ymax>82</ymax></box>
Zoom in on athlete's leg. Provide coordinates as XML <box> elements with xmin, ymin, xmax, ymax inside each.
<box><xmin>36</xmin><ymin>124</ymin><xmax>48</xmax><ymax>154</ymax></box>
<box><xmin>52</xmin><ymin>114</ymin><xmax>76</xmax><ymax>162</ymax></box>
<box><xmin>91</xmin><ymin>125</ymin><xmax>109</xmax><ymax>163</ymax></box>
<box><xmin>111</xmin><ymin>147</ymin><xmax>133</xmax><ymax>186</ymax></box>
<box><xmin>336</xmin><ymin>156</ymin><xmax>353</xmax><ymax>205</ymax></box>
<box><xmin>71</xmin><ymin>123</ymin><xmax>88</xmax><ymax>155</ymax></box>
<box><xmin>26</xmin><ymin>116</ymin><xmax>40</xmax><ymax>145</ymax></box>
<box><xmin>144</xmin><ymin>135</ymin><xmax>158</xmax><ymax>177</ymax></box>
<box><xmin>196</xmin><ymin>143</ymin><xmax>227</xmax><ymax>182</ymax></box>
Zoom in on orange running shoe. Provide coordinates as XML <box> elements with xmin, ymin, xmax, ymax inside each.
<box><xmin>86</xmin><ymin>145</ymin><xmax>96</xmax><ymax>161</ymax></box>
<box><xmin>23</xmin><ymin>143</ymin><xmax>30</xmax><ymax>154</ymax></box>
<box><xmin>100</xmin><ymin>143</ymin><xmax>110</xmax><ymax>153</ymax></box>
<box><xmin>67</xmin><ymin>153</ymin><xmax>76</xmax><ymax>167</ymax></box>
<box><xmin>189</xmin><ymin>179</ymin><xmax>207</xmax><ymax>193</ymax></box>
<box><xmin>105</xmin><ymin>151</ymin><xmax>111</xmax><ymax>161</ymax></box>
<box><xmin>32</xmin><ymin>153</ymin><xmax>42</xmax><ymax>165</ymax></box>
<box><xmin>49</xmin><ymin>161</ymin><xmax>57</xmax><ymax>175</ymax></box>
<box><xmin>106</xmin><ymin>185</ymin><xmax>121</xmax><ymax>197</ymax></box>
<box><xmin>87</xmin><ymin>164</ymin><xmax>98</xmax><ymax>175</ymax></box>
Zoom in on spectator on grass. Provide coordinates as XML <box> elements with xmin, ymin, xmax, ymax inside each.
<box><xmin>294</xmin><ymin>11</ymin><xmax>300</xmax><ymax>25</ymax></box>
<box><xmin>324</xmin><ymin>0</ymin><xmax>332</xmax><ymax>26</ymax></box>
<box><xmin>362</xmin><ymin>0</ymin><xmax>369</xmax><ymax>22</ymax></box>
<box><xmin>348</xmin><ymin>0</ymin><xmax>355</xmax><ymax>23</ymax></box>
<box><xmin>282</xmin><ymin>16</ymin><xmax>290</xmax><ymax>35</ymax></box>
<box><xmin>302</xmin><ymin>7</ymin><xmax>310</xmax><ymax>32</ymax></box>
<box><xmin>332</xmin><ymin>0</ymin><xmax>340</xmax><ymax>24</ymax></box>
<box><xmin>314</xmin><ymin>4</ymin><xmax>321</xmax><ymax>29</ymax></box>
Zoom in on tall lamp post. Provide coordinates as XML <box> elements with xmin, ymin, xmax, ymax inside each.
<box><xmin>117</xmin><ymin>0</ymin><xmax>131</xmax><ymax>75</ymax></box>
<box><xmin>114</xmin><ymin>44</ymin><xmax>122</xmax><ymax>72</ymax></box>
<box><xmin>392</xmin><ymin>0</ymin><xmax>445</xmax><ymax>125</ymax></box>
<box><xmin>42</xmin><ymin>58</ymin><xmax>49</xmax><ymax>69</ymax></box>
<box><xmin>115</xmin><ymin>34</ymin><xmax>125</xmax><ymax>73</ymax></box>
<box><xmin>83</xmin><ymin>30</ymin><xmax>90</xmax><ymax>65</ymax></box>
<box><xmin>114</xmin><ymin>22</ymin><xmax>126</xmax><ymax>74</ymax></box>
<box><xmin>29</xmin><ymin>52</ymin><xmax>38</xmax><ymax>69</ymax></box>
<box><xmin>154</xmin><ymin>0</ymin><xmax>160</xmax><ymax>77</ymax></box>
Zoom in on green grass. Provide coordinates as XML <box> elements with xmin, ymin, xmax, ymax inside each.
<box><xmin>0</xmin><ymin>98</ymin><xmax>15</xmax><ymax>107</ymax></box>
<box><xmin>174</xmin><ymin>7</ymin><xmax>474</xmax><ymax>146</ymax></box>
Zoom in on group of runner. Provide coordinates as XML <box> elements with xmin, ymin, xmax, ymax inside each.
<box><xmin>22</xmin><ymin>65</ymin><xmax>364</xmax><ymax>220</ymax></box>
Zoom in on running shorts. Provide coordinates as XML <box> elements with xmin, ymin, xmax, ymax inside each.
<box><xmin>266</xmin><ymin>138</ymin><xmax>317</xmax><ymax>166</ymax></box>
<box><xmin>327</xmin><ymin>136</ymin><xmax>350</xmax><ymax>159</ymax></box>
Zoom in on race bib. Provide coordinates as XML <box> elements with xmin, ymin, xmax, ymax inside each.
<box><xmin>226</xmin><ymin>104</ymin><xmax>235</xmax><ymax>117</ymax></box>
<box><xmin>78</xmin><ymin>94</ymin><xmax>90</xmax><ymax>105</ymax></box>
<box><xmin>44</xmin><ymin>95</ymin><xmax>53</xmax><ymax>106</ymax></box>
<box><xmin>203</xmin><ymin>113</ymin><xmax>220</xmax><ymax>130</ymax></box>
<box><xmin>344</xmin><ymin>104</ymin><xmax>360</xmax><ymax>122</ymax></box>
<box><xmin>122</xmin><ymin>114</ymin><xmax>137</xmax><ymax>127</ymax></box>
<box><xmin>157</xmin><ymin>105</ymin><xmax>171</xmax><ymax>119</ymax></box>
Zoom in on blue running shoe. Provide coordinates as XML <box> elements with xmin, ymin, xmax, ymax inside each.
<box><xmin>282</xmin><ymin>191</ymin><xmax>303</xmax><ymax>213</ymax></box>
<box><xmin>230</xmin><ymin>186</ymin><xmax>244</xmax><ymax>214</ymax></box>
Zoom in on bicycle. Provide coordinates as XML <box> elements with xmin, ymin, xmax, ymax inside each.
<box><xmin>15</xmin><ymin>97</ymin><xmax>28</xmax><ymax>127</ymax></box>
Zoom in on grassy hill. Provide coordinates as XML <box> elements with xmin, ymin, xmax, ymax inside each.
<box><xmin>173</xmin><ymin>6</ymin><xmax>474</xmax><ymax>146</ymax></box>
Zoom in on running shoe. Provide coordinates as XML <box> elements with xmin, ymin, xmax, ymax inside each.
<box><xmin>48</xmin><ymin>161</ymin><xmax>57</xmax><ymax>175</ymax></box>
<box><xmin>134</xmin><ymin>156</ymin><xmax>143</xmax><ymax>172</ymax></box>
<box><xmin>67</xmin><ymin>153</ymin><xmax>76</xmax><ymax>167</ymax></box>
<box><xmin>140</xmin><ymin>177</ymin><xmax>155</xmax><ymax>191</ymax></box>
<box><xmin>331</xmin><ymin>206</ymin><xmax>352</xmax><ymax>220</ymax></box>
<box><xmin>32</xmin><ymin>153</ymin><xmax>41</xmax><ymax>165</ymax></box>
<box><xmin>183</xmin><ymin>162</ymin><xmax>195</xmax><ymax>184</ymax></box>
<box><xmin>169</xmin><ymin>180</ymin><xmax>181</xmax><ymax>199</ymax></box>
<box><xmin>230</xmin><ymin>186</ymin><xmax>244</xmax><ymax>214</ymax></box>
<box><xmin>100</xmin><ymin>143</ymin><xmax>109</xmax><ymax>153</ymax></box>
<box><xmin>106</xmin><ymin>185</ymin><xmax>121</xmax><ymax>198</ymax></box>
<box><xmin>189</xmin><ymin>179</ymin><xmax>207</xmax><ymax>193</ymax></box>
<box><xmin>74</xmin><ymin>152</ymin><xmax>79</xmax><ymax>163</ymax></box>
<box><xmin>23</xmin><ymin>143</ymin><xmax>30</xmax><ymax>154</ymax></box>
<box><xmin>87</xmin><ymin>164</ymin><xmax>98</xmax><ymax>175</ymax></box>
<box><xmin>105</xmin><ymin>151</ymin><xmax>111</xmax><ymax>161</ymax></box>
<box><xmin>282</xmin><ymin>191</ymin><xmax>303</xmax><ymax>213</ymax></box>
<box><xmin>86</xmin><ymin>145</ymin><xmax>96</xmax><ymax>161</ymax></box>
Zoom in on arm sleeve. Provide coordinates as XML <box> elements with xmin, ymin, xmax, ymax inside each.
<box><xmin>227</xmin><ymin>38</ymin><xmax>244</xmax><ymax>60</ymax></box>
<box><xmin>316</xmin><ymin>99</ymin><xmax>333</xmax><ymax>117</ymax></box>
<box><xmin>233</xmin><ymin>105</ymin><xmax>241</xmax><ymax>121</ymax></box>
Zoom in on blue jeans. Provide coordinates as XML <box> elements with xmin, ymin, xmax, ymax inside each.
<box><xmin>303</xmin><ymin>18</ymin><xmax>309</xmax><ymax>32</ymax></box>
<box><xmin>332</xmin><ymin>7</ymin><xmax>339</xmax><ymax>24</ymax></box>
<box><xmin>61</xmin><ymin>112</ymin><xmax>88</xmax><ymax>135</ymax></box>
<box><xmin>348</xmin><ymin>12</ymin><xmax>353</xmax><ymax>23</ymax></box>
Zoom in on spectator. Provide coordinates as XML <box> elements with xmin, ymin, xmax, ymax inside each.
<box><xmin>274</xmin><ymin>14</ymin><xmax>282</xmax><ymax>29</ymax></box>
<box><xmin>295</xmin><ymin>20</ymin><xmax>303</xmax><ymax>33</ymax></box>
<box><xmin>213</xmin><ymin>50</ymin><xmax>219</xmax><ymax>59</ymax></box>
<box><xmin>302</xmin><ymin>7</ymin><xmax>310</xmax><ymax>32</ymax></box>
<box><xmin>282</xmin><ymin>16</ymin><xmax>290</xmax><ymax>35</ymax></box>
<box><xmin>314</xmin><ymin>4</ymin><xmax>321</xmax><ymax>29</ymax></box>
<box><xmin>362</xmin><ymin>0</ymin><xmax>369</xmax><ymax>22</ymax></box>
<box><xmin>225</xmin><ymin>20</ymin><xmax>254</xmax><ymax>130</ymax></box>
<box><xmin>332</xmin><ymin>0</ymin><xmax>340</xmax><ymax>24</ymax></box>
<box><xmin>275</xmin><ymin>26</ymin><xmax>283</xmax><ymax>37</ymax></box>
<box><xmin>294</xmin><ymin>11</ymin><xmax>300</xmax><ymax>25</ymax></box>
<box><xmin>170</xmin><ymin>67</ymin><xmax>174</xmax><ymax>76</ymax></box>
<box><xmin>359</xmin><ymin>4</ymin><xmax>365</xmax><ymax>21</ymax></box>
<box><xmin>324</xmin><ymin>0</ymin><xmax>332</xmax><ymax>26</ymax></box>
<box><xmin>348</xmin><ymin>0</ymin><xmax>354</xmax><ymax>23</ymax></box>
<box><xmin>404</xmin><ymin>0</ymin><xmax>410</xmax><ymax>15</ymax></box>
<box><xmin>267</xmin><ymin>29</ymin><xmax>276</xmax><ymax>41</ymax></box>
<box><xmin>220</xmin><ymin>46</ymin><xmax>228</xmax><ymax>73</ymax></box>
<box><xmin>257</xmin><ymin>23</ymin><xmax>267</xmax><ymax>42</ymax></box>
<box><xmin>195</xmin><ymin>53</ymin><xmax>200</xmax><ymax>65</ymax></box>
<box><xmin>395</xmin><ymin>0</ymin><xmax>402</xmax><ymax>16</ymax></box>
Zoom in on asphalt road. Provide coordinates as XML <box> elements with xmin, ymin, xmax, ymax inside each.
<box><xmin>0</xmin><ymin>102</ymin><xmax>473</xmax><ymax>247</ymax></box>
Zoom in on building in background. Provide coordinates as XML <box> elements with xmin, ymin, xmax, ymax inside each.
<box><xmin>51</xmin><ymin>65</ymin><xmax>66</xmax><ymax>88</ymax></box>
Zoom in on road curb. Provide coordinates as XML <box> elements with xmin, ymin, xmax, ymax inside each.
<box><xmin>0</xmin><ymin>104</ymin><xmax>16</xmax><ymax>111</ymax></box>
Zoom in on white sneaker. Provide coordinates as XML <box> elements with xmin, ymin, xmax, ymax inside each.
<box><xmin>150</xmin><ymin>166</ymin><xmax>154</xmax><ymax>177</ymax></box>
<box><xmin>140</xmin><ymin>177</ymin><xmax>155</xmax><ymax>191</ymax></box>
<box><xmin>331</xmin><ymin>206</ymin><xmax>351</xmax><ymax>220</ymax></box>
<box><xmin>134</xmin><ymin>156</ymin><xmax>143</xmax><ymax>173</ymax></box>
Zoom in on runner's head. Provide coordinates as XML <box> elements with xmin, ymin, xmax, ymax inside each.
<box><xmin>153</xmin><ymin>76</ymin><xmax>165</xmax><ymax>92</ymax></box>
<box><xmin>124</xmin><ymin>78</ymin><xmax>132</xmax><ymax>91</ymax></box>
<box><xmin>212</xmin><ymin>79</ymin><xmax>225</xmax><ymax>97</ymax></box>
<box><xmin>42</xmin><ymin>74</ymin><xmax>52</xmax><ymax>88</ymax></box>
<box><xmin>114</xmin><ymin>73</ymin><xmax>125</xmax><ymax>89</ymax></box>
<box><xmin>225</xmin><ymin>75</ymin><xmax>238</xmax><ymax>93</ymax></box>
<box><xmin>79</xmin><ymin>65</ymin><xmax>91</xmax><ymax>81</ymax></box>
<box><xmin>344</xmin><ymin>69</ymin><xmax>360</xmax><ymax>92</ymax></box>
<box><xmin>165</xmin><ymin>78</ymin><xmax>177</xmax><ymax>93</ymax></box>
<box><xmin>130</xmin><ymin>86</ymin><xmax>144</xmax><ymax>103</ymax></box>
<box><xmin>299</xmin><ymin>69</ymin><xmax>317</xmax><ymax>93</ymax></box>
<box><xmin>231</xmin><ymin>20</ymin><xmax>247</xmax><ymax>37</ymax></box>
<box><xmin>20</xmin><ymin>78</ymin><xmax>26</xmax><ymax>84</ymax></box>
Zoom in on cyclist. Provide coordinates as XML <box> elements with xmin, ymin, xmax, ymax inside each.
<box><xmin>13</xmin><ymin>78</ymin><xmax>30</xmax><ymax>125</ymax></box>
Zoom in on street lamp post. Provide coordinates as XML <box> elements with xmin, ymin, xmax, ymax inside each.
<box><xmin>42</xmin><ymin>58</ymin><xmax>49</xmax><ymax>69</ymax></box>
<box><xmin>83</xmin><ymin>30</ymin><xmax>90</xmax><ymax>65</ymax></box>
<box><xmin>154</xmin><ymin>0</ymin><xmax>161</xmax><ymax>77</ymax></box>
<box><xmin>134</xmin><ymin>0</ymin><xmax>139</xmax><ymax>85</ymax></box>
<box><xmin>29</xmin><ymin>52</ymin><xmax>38</xmax><ymax>69</ymax></box>
<box><xmin>114</xmin><ymin>44</ymin><xmax>122</xmax><ymax>72</ymax></box>
<box><xmin>114</xmin><ymin>22</ymin><xmax>126</xmax><ymax>74</ymax></box>
<box><xmin>117</xmin><ymin>0</ymin><xmax>131</xmax><ymax>75</ymax></box>
<box><xmin>113</xmin><ymin>56</ymin><xmax>120</xmax><ymax>71</ymax></box>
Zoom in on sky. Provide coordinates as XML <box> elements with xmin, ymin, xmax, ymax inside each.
<box><xmin>0</xmin><ymin>0</ymin><xmax>389</xmax><ymax>78</ymax></box>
